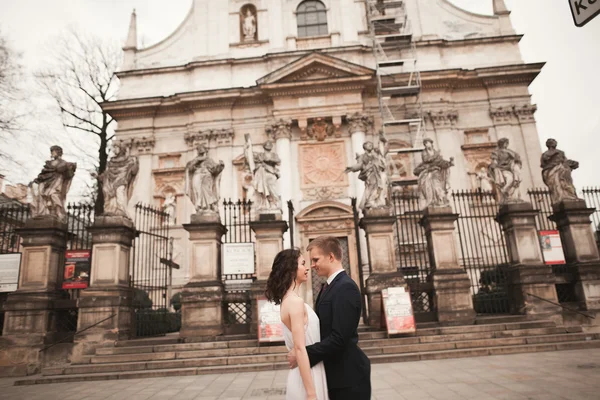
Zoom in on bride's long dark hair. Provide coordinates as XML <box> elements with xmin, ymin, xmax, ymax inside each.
<box><xmin>264</xmin><ymin>248</ymin><xmax>302</xmax><ymax>305</ymax></box>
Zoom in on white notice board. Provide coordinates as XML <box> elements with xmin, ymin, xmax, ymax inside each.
<box><xmin>222</xmin><ymin>243</ymin><xmax>255</xmax><ymax>275</ymax></box>
<box><xmin>0</xmin><ymin>253</ymin><xmax>21</xmax><ymax>292</ymax></box>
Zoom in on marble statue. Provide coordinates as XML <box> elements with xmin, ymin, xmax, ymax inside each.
<box><xmin>413</xmin><ymin>138</ymin><xmax>454</xmax><ymax>208</ymax></box>
<box><xmin>541</xmin><ymin>138</ymin><xmax>580</xmax><ymax>204</ymax></box>
<box><xmin>94</xmin><ymin>141</ymin><xmax>139</xmax><ymax>218</ymax></box>
<box><xmin>488</xmin><ymin>138</ymin><xmax>523</xmax><ymax>204</ymax></box>
<box><xmin>162</xmin><ymin>192</ymin><xmax>177</xmax><ymax>224</ymax></box>
<box><xmin>185</xmin><ymin>144</ymin><xmax>224</xmax><ymax>214</ymax></box>
<box><xmin>244</xmin><ymin>134</ymin><xmax>281</xmax><ymax>212</ymax></box>
<box><xmin>345</xmin><ymin>130</ymin><xmax>390</xmax><ymax>210</ymax></box>
<box><xmin>29</xmin><ymin>145</ymin><xmax>77</xmax><ymax>222</ymax></box>
<box><xmin>476</xmin><ymin>167</ymin><xmax>493</xmax><ymax>192</ymax></box>
<box><xmin>242</xmin><ymin>9</ymin><xmax>256</xmax><ymax>41</ymax></box>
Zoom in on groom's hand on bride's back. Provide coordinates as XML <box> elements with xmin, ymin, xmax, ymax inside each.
<box><xmin>287</xmin><ymin>349</ymin><xmax>298</xmax><ymax>369</ymax></box>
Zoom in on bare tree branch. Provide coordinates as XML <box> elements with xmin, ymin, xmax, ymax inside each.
<box><xmin>36</xmin><ymin>28</ymin><xmax>122</xmax><ymax>213</ymax></box>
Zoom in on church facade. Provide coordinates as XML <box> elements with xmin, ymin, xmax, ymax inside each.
<box><xmin>104</xmin><ymin>0</ymin><xmax>545</xmax><ymax>302</ymax></box>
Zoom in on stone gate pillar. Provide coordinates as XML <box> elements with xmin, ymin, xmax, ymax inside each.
<box><xmin>181</xmin><ymin>213</ymin><xmax>227</xmax><ymax>337</ymax></box>
<box><xmin>496</xmin><ymin>203</ymin><xmax>560</xmax><ymax>318</ymax></box>
<box><xmin>360</xmin><ymin>209</ymin><xmax>406</xmax><ymax>327</ymax></box>
<box><xmin>1</xmin><ymin>217</ymin><xmax>67</xmax><ymax>376</ymax></box>
<box><xmin>249</xmin><ymin>217</ymin><xmax>288</xmax><ymax>335</ymax></box>
<box><xmin>420</xmin><ymin>206</ymin><xmax>475</xmax><ymax>325</ymax></box>
<box><xmin>550</xmin><ymin>200</ymin><xmax>600</xmax><ymax>311</ymax></box>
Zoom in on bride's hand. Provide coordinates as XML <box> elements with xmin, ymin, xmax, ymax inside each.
<box><xmin>307</xmin><ymin>394</ymin><xmax>317</xmax><ymax>400</ymax></box>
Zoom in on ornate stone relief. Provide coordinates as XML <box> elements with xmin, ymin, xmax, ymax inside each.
<box><xmin>128</xmin><ymin>136</ymin><xmax>155</xmax><ymax>154</ymax></box>
<box><xmin>514</xmin><ymin>104</ymin><xmax>537</xmax><ymax>124</ymax></box>
<box><xmin>296</xmin><ymin>205</ymin><xmax>354</xmax><ymax>234</ymax></box>
<box><xmin>346</xmin><ymin>112</ymin><xmax>374</xmax><ymax>135</ymax></box>
<box><xmin>305</xmin><ymin>118</ymin><xmax>338</xmax><ymax>141</ymax></box>
<box><xmin>298</xmin><ymin>141</ymin><xmax>348</xmax><ymax>201</ymax></box>
<box><xmin>184</xmin><ymin>128</ymin><xmax>234</xmax><ymax>148</ymax></box>
<box><xmin>425</xmin><ymin>109</ymin><xmax>459</xmax><ymax>128</ymax></box>
<box><xmin>266</xmin><ymin>119</ymin><xmax>292</xmax><ymax>140</ymax></box>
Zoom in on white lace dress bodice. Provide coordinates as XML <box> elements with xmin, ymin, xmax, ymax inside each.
<box><xmin>282</xmin><ymin>303</ymin><xmax>329</xmax><ymax>400</ymax></box>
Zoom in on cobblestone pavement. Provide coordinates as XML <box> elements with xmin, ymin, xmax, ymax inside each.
<box><xmin>1</xmin><ymin>349</ymin><xmax>599</xmax><ymax>400</ymax></box>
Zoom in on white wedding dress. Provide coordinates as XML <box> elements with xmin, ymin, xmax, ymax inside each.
<box><xmin>282</xmin><ymin>304</ymin><xmax>329</xmax><ymax>400</ymax></box>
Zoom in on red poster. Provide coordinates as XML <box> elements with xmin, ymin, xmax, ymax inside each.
<box><xmin>539</xmin><ymin>230</ymin><xmax>566</xmax><ymax>265</ymax></box>
<box><xmin>382</xmin><ymin>287</ymin><xmax>416</xmax><ymax>336</ymax></box>
<box><xmin>257</xmin><ymin>297</ymin><xmax>284</xmax><ymax>343</ymax></box>
<box><xmin>62</xmin><ymin>250</ymin><xmax>91</xmax><ymax>289</ymax></box>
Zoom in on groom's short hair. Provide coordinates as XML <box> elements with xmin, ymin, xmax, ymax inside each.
<box><xmin>307</xmin><ymin>236</ymin><xmax>342</xmax><ymax>261</ymax></box>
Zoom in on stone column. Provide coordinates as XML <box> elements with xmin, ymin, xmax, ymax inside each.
<box><xmin>249</xmin><ymin>219</ymin><xmax>288</xmax><ymax>334</ymax></box>
<box><xmin>128</xmin><ymin>137</ymin><xmax>155</xmax><ymax>208</ymax></box>
<box><xmin>360</xmin><ymin>209</ymin><xmax>407</xmax><ymax>327</ymax></box>
<box><xmin>550</xmin><ymin>200</ymin><xmax>600</xmax><ymax>311</ymax></box>
<box><xmin>420</xmin><ymin>206</ymin><xmax>475</xmax><ymax>325</ymax></box>
<box><xmin>496</xmin><ymin>203</ymin><xmax>561</xmax><ymax>318</ymax></box>
<box><xmin>181</xmin><ymin>213</ymin><xmax>227</xmax><ymax>337</ymax></box>
<box><xmin>1</xmin><ymin>217</ymin><xmax>67</xmax><ymax>376</ymax></box>
<box><xmin>73</xmin><ymin>216</ymin><xmax>136</xmax><ymax>361</ymax></box>
<box><xmin>269</xmin><ymin>119</ymin><xmax>292</xmax><ymax>248</ymax></box>
<box><xmin>215</xmin><ymin>129</ymin><xmax>235</xmax><ymax>201</ymax></box>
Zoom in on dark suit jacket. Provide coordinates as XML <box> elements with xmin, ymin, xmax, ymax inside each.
<box><xmin>306</xmin><ymin>271</ymin><xmax>371</xmax><ymax>389</ymax></box>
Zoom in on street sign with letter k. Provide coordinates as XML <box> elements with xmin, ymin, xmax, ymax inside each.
<box><xmin>570</xmin><ymin>0</ymin><xmax>600</xmax><ymax>27</ymax></box>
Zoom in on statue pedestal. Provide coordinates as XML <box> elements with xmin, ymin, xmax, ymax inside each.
<box><xmin>496</xmin><ymin>203</ymin><xmax>561</xmax><ymax>318</ymax></box>
<box><xmin>420</xmin><ymin>206</ymin><xmax>475</xmax><ymax>325</ymax></box>
<box><xmin>72</xmin><ymin>216</ymin><xmax>136</xmax><ymax>362</ymax></box>
<box><xmin>360</xmin><ymin>209</ymin><xmax>407</xmax><ymax>327</ymax></box>
<box><xmin>550</xmin><ymin>200</ymin><xmax>600</xmax><ymax>311</ymax></box>
<box><xmin>249</xmin><ymin>218</ymin><xmax>288</xmax><ymax>334</ymax></box>
<box><xmin>181</xmin><ymin>214</ymin><xmax>227</xmax><ymax>337</ymax></box>
<box><xmin>1</xmin><ymin>217</ymin><xmax>67</xmax><ymax>376</ymax></box>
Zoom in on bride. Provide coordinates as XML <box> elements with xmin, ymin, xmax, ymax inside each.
<box><xmin>265</xmin><ymin>249</ymin><xmax>329</xmax><ymax>400</ymax></box>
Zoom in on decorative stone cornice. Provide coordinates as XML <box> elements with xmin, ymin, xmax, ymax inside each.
<box><xmin>513</xmin><ymin>104</ymin><xmax>537</xmax><ymax>123</ymax></box>
<box><xmin>425</xmin><ymin>109</ymin><xmax>459</xmax><ymax>128</ymax></box>
<box><xmin>266</xmin><ymin>119</ymin><xmax>292</xmax><ymax>140</ymax></box>
<box><xmin>490</xmin><ymin>104</ymin><xmax>537</xmax><ymax>125</ymax></box>
<box><xmin>184</xmin><ymin>130</ymin><xmax>213</xmax><ymax>148</ymax></box>
<box><xmin>125</xmin><ymin>136</ymin><xmax>155</xmax><ymax>154</ymax></box>
<box><xmin>214</xmin><ymin>128</ymin><xmax>235</xmax><ymax>146</ymax></box>
<box><xmin>346</xmin><ymin>112</ymin><xmax>374</xmax><ymax>135</ymax></box>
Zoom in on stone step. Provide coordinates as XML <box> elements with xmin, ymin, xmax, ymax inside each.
<box><xmin>22</xmin><ymin>339</ymin><xmax>600</xmax><ymax>386</ymax></box>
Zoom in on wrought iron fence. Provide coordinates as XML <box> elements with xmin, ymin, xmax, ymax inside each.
<box><xmin>527</xmin><ymin>188</ymin><xmax>557</xmax><ymax>232</ymax></box>
<box><xmin>0</xmin><ymin>203</ymin><xmax>29</xmax><ymax>254</ymax></box>
<box><xmin>452</xmin><ymin>190</ymin><xmax>511</xmax><ymax>314</ymax></box>
<box><xmin>131</xmin><ymin>203</ymin><xmax>178</xmax><ymax>337</ymax></box>
<box><xmin>583</xmin><ymin>187</ymin><xmax>600</xmax><ymax>244</ymax></box>
<box><xmin>221</xmin><ymin>199</ymin><xmax>255</xmax><ymax>334</ymax></box>
<box><xmin>391</xmin><ymin>189</ymin><xmax>435</xmax><ymax>322</ymax></box>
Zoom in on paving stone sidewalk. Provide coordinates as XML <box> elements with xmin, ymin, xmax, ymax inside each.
<box><xmin>1</xmin><ymin>349</ymin><xmax>599</xmax><ymax>400</ymax></box>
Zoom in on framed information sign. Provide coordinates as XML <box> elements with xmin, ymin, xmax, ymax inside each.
<box><xmin>257</xmin><ymin>297</ymin><xmax>284</xmax><ymax>343</ymax></box>
<box><xmin>381</xmin><ymin>287</ymin><xmax>416</xmax><ymax>335</ymax></box>
<box><xmin>62</xmin><ymin>250</ymin><xmax>91</xmax><ymax>289</ymax></box>
<box><xmin>222</xmin><ymin>243</ymin><xmax>255</xmax><ymax>275</ymax></box>
<box><xmin>539</xmin><ymin>230</ymin><xmax>566</xmax><ymax>265</ymax></box>
<box><xmin>0</xmin><ymin>253</ymin><xmax>21</xmax><ymax>292</ymax></box>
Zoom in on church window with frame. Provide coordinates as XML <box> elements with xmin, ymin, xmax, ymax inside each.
<box><xmin>297</xmin><ymin>1</ymin><xmax>328</xmax><ymax>38</ymax></box>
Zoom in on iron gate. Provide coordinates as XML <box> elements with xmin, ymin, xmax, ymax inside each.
<box><xmin>131</xmin><ymin>203</ymin><xmax>177</xmax><ymax>337</ymax></box>
<box><xmin>221</xmin><ymin>199</ymin><xmax>254</xmax><ymax>335</ymax></box>
<box><xmin>452</xmin><ymin>190</ymin><xmax>511</xmax><ymax>314</ymax></box>
<box><xmin>391</xmin><ymin>189</ymin><xmax>436</xmax><ymax>322</ymax></box>
<box><xmin>583</xmin><ymin>187</ymin><xmax>600</xmax><ymax>248</ymax></box>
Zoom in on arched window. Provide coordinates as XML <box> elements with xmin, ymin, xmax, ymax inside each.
<box><xmin>297</xmin><ymin>1</ymin><xmax>328</xmax><ymax>38</ymax></box>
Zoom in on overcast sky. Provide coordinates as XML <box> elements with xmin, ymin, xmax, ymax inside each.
<box><xmin>0</xmin><ymin>0</ymin><xmax>598</xmax><ymax>199</ymax></box>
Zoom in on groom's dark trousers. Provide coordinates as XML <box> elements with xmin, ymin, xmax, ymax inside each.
<box><xmin>306</xmin><ymin>271</ymin><xmax>371</xmax><ymax>400</ymax></box>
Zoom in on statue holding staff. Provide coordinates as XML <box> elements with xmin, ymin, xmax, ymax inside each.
<box><xmin>488</xmin><ymin>138</ymin><xmax>523</xmax><ymax>204</ymax></box>
<box><xmin>29</xmin><ymin>145</ymin><xmax>77</xmax><ymax>222</ymax></box>
<box><xmin>244</xmin><ymin>134</ymin><xmax>281</xmax><ymax>212</ymax></box>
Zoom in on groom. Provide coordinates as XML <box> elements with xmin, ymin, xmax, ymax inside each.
<box><xmin>287</xmin><ymin>236</ymin><xmax>371</xmax><ymax>400</ymax></box>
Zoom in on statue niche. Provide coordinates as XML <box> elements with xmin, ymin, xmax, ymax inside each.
<box><xmin>240</xmin><ymin>4</ymin><xmax>258</xmax><ymax>42</ymax></box>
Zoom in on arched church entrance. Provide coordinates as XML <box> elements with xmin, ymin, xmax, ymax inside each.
<box><xmin>295</xmin><ymin>201</ymin><xmax>360</xmax><ymax>306</ymax></box>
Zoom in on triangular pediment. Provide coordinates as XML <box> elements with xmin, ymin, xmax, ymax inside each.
<box><xmin>257</xmin><ymin>52</ymin><xmax>374</xmax><ymax>86</ymax></box>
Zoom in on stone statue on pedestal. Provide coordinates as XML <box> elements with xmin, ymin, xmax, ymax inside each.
<box><xmin>244</xmin><ymin>134</ymin><xmax>281</xmax><ymax>212</ymax></box>
<box><xmin>242</xmin><ymin>9</ymin><xmax>256</xmax><ymax>41</ymax></box>
<box><xmin>185</xmin><ymin>144</ymin><xmax>224</xmax><ymax>214</ymax></box>
<box><xmin>29</xmin><ymin>145</ymin><xmax>77</xmax><ymax>222</ymax></box>
<box><xmin>476</xmin><ymin>167</ymin><xmax>493</xmax><ymax>192</ymax></box>
<box><xmin>94</xmin><ymin>142</ymin><xmax>139</xmax><ymax>218</ymax></box>
<box><xmin>488</xmin><ymin>138</ymin><xmax>523</xmax><ymax>204</ymax></box>
<box><xmin>162</xmin><ymin>193</ymin><xmax>177</xmax><ymax>225</ymax></box>
<box><xmin>345</xmin><ymin>130</ymin><xmax>389</xmax><ymax>211</ymax></box>
<box><xmin>541</xmin><ymin>138</ymin><xmax>580</xmax><ymax>204</ymax></box>
<box><xmin>413</xmin><ymin>138</ymin><xmax>454</xmax><ymax>208</ymax></box>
